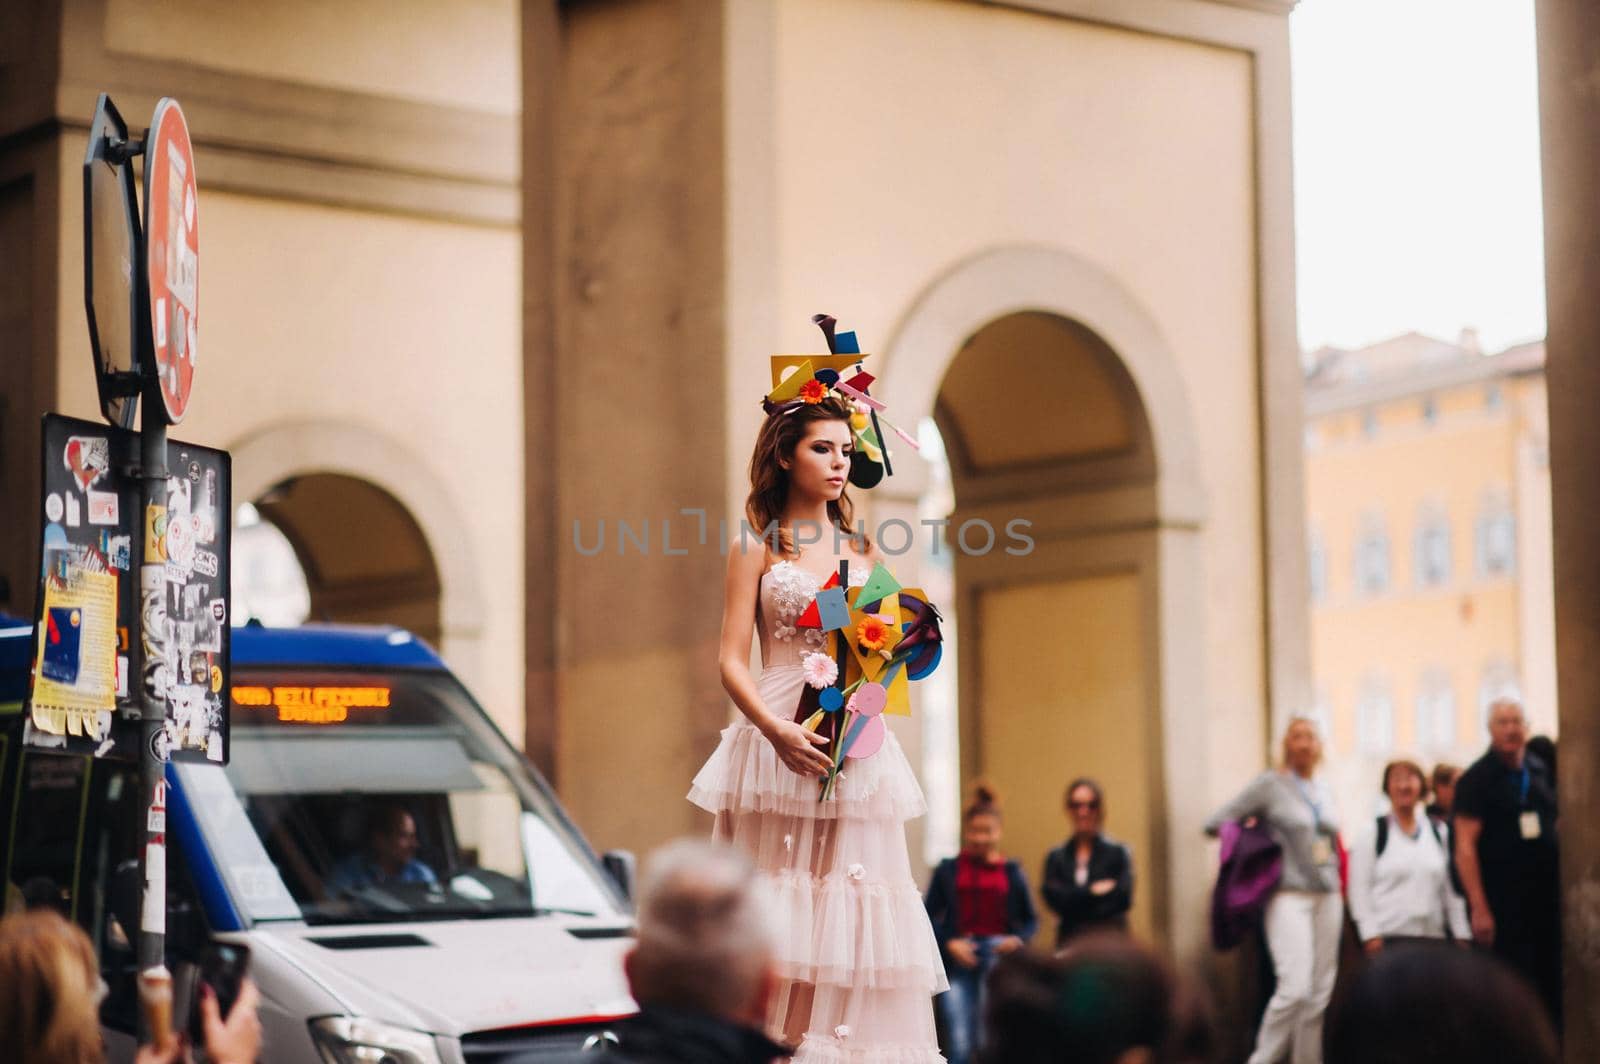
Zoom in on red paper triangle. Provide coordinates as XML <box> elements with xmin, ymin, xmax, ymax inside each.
<box><xmin>795</xmin><ymin>572</ymin><xmax>840</xmax><ymax>629</ymax></box>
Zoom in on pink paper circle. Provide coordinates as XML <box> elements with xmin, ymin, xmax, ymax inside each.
<box><xmin>849</xmin><ymin>682</ymin><xmax>887</xmax><ymax>717</ymax></box>
<box><xmin>846</xmin><ymin>715</ymin><xmax>887</xmax><ymax>759</ymax></box>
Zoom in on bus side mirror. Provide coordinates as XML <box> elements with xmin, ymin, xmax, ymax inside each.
<box><xmin>601</xmin><ymin>850</ymin><xmax>635</xmax><ymax>903</ymax></box>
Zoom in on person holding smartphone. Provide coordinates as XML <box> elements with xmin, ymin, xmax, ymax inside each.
<box><xmin>0</xmin><ymin>908</ymin><xmax>261</xmax><ymax>1063</ymax></box>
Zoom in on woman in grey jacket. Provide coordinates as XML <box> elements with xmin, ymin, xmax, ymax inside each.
<box><xmin>1205</xmin><ymin>717</ymin><xmax>1341</xmax><ymax>1064</ymax></box>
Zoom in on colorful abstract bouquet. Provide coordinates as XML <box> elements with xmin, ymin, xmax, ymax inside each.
<box><xmin>791</xmin><ymin>561</ymin><xmax>945</xmax><ymax>800</ymax></box>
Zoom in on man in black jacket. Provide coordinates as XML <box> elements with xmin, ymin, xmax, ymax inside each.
<box><xmin>513</xmin><ymin>839</ymin><xmax>790</xmax><ymax>1064</ymax></box>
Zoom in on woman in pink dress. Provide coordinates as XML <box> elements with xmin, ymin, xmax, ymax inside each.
<box><xmin>689</xmin><ymin>392</ymin><xmax>947</xmax><ymax>1061</ymax></box>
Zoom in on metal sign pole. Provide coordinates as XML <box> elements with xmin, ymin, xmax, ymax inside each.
<box><xmin>67</xmin><ymin>90</ymin><xmax>213</xmax><ymax>1051</ymax></box>
<box><xmin>136</xmin><ymin>401</ymin><xmax>169</xmax><ymax>1010</ymax></box>
<box><xmin>134</xmin><ymin>97</ymin><xmax>197</xmax><ymax>1051</ymax></box>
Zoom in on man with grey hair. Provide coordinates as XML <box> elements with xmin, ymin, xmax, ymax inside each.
<box><xmin>1452</xmin><ymin>697</ymin><xmax>1561</xmax><ymax>1030</ymax></box>
<box><xmin>517</xmin><ymin>838</ymin><xmax>790</xmax><ymax>1063</ymax></box>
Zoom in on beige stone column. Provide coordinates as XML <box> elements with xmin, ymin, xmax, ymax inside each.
<box><xmin>522</xmin><ymin>0</ymin><xmax>561</xmax><ymax>780</ymax></box>
<box><xmin>0</xmin><ymin>3</ymin><xmax>66</xmax><ymax>615</ymax></box>
<box><xmin>543</xmin><ymin>0</ymin><xmax>729</xmax><ymax>857</ymax></box>
<box><xmin>1534</xmin><ymin>2</ymin><xmax>1600</xmax><ymax>1056</ymax></box>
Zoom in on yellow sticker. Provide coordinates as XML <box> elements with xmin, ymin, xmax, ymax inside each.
<box><xmin>30</xmin><ymin>569</ymin><xmax>118</xmax><ymax>734</ymax></box>
<box><xmin>766</xmin><ymin>359</ymin><xmax>815</xmax><ymax>403</ymax></box>
<box><xmin>144</xmin><ymin>505</ymin><xmax>167</xmax><ymax>563</ymax></box>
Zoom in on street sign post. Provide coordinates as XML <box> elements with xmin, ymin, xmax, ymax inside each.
<box><xmin>134</xmin><ymin>96</ymin><xmax>195</xmax><ymax>1047</ymax></box>
<box><xmin>22</xmin><ymin>92</ymin><xmax>226</xmax><ymax>1052</ymax></box>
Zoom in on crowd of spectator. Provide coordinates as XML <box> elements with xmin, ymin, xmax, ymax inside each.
<box><xmin>1</xmin><ymin>697</ymin><xmax>1562</xmax><ymax>1063</ymax></box>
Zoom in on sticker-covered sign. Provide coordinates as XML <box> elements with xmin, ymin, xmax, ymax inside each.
<box><xmin>25</xmin><ymin>414</ymin><xmax>231</xmax><ymax>762</ymax></box>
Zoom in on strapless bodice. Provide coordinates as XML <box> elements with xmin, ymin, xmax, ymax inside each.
<box><xmin>759</xmin><ymin>559</ymin><xmax>869</xmax><ymax>671</ymax></box>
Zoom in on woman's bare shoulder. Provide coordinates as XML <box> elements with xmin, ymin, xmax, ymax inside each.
<box><xmin>726</xmin><ymin>531</ymin><xmax>771</xmax><ymax>579</ymax></box>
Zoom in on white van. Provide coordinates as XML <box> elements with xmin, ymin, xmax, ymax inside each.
<box><xmin>0</xmin><ymin>621</ymin><xmax>638</xmax><ymax>1062</ymax></box>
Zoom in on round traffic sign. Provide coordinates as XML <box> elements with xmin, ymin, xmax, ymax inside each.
<box><xmin>145</xmin><ymin>98</ymin><xmax>199</xmax><ymax>424</ymax></box>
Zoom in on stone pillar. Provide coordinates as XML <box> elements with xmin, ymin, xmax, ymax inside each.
<box><xmin>543</xmin><ymin>0</ymin><xmax>729</xmax><ymax>857</ymax></box>
<box><xmin>522</xmin><ymin>0</ymin><xmax>561</xmax><ymax>780</ymax></box>
<box><xmin>0</xmin><ymin>3</ymin><xmax>66</xmax><ymax>616</ymax></box>
<box><xmin>1534</xmin><ymin>2</ymin><xmax>1600</xmax><ymax>1057</ymax></box>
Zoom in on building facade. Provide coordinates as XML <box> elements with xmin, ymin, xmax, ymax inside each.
<box><xmin>1303</xmin><ymin>331</ymin><xmax>1555</xmax><ymax>820</ymax></box>
<box><xmin>2</xmin><ymin>0</ymin><xmax>1305</xmax><ymax>995</ymax></box>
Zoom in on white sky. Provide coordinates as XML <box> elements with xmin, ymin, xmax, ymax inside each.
<box><xmin>1290</xmin><ymin>0</ymin><xmax>1546</xmax><ymax>354</ymax></box>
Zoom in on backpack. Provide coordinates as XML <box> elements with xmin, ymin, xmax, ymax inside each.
<box><xmin>1374</xmin><ymin>814</ymin><xmax>1443</xmax><ymax>856</ymax></box>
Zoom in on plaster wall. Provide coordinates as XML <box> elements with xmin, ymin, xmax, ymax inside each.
<box><xmin>49</xmin><ymin>166</ymin><xmax>526</xmax><ymax>739</ymax></box>
<box><xmin>725</xmin><ymin>0</ymin><xmax>1270</xmax><ymax>909</ymax></box>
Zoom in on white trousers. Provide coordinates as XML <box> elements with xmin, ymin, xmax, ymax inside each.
<box><xmin>1249</xmin><ymin>889</ymin><xmax>1344</xmax><ymax>1064</ymax></box>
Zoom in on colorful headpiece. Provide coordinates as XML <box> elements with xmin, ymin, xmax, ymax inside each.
<box><xmin>763</xmin><ymin>314</ymin><xmax>921</xmax><ymax>490</ymax></box>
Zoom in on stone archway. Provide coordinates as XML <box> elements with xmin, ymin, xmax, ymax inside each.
<box><xmin>875</xmin><ymin>245</ymin><xmax>1210</xmax><ymax>955</ymax></box>
<box><xmin>249</xmin><ymin>472</ymin><xmax>442</xmax><ymax>644</ymax></box>
<box><xmin>228</xmin><ymin>421</ymin><xmax>493</xmax><ymax>722</ymax></box>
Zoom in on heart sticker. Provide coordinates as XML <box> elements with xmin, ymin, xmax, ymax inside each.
<box><xmin>64</xmin><ymin>437</ymin><xmax>110</xmax><ymax>493</ymax></box>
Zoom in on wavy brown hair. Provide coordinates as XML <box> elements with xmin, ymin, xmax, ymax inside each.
<box><xmin>745</xmin><ymin>395</ymin><xmax>872</xmax><ymax>557</ymax></box>
<box><xmin>0</xmin><ymin>910</ymin><xmax>104</xmax><ymax>1064</ymax></box>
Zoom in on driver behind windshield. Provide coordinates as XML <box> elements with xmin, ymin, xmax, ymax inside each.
<box><xmin>327</xmin><ymin>804</ymin><xmax>438</xmax><ymax>894</ymax></box>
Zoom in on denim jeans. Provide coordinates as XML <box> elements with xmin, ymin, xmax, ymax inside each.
<box><xmin>936</xmin><ymin>935</ymin><xmax>1006</xmax><ymax>1064</ymax></box>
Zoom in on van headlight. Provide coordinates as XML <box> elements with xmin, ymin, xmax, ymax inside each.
<box><xmin>309</xmin><ymin>1016</ymin><xmax>443</xmax><ymax>1064</ymax></box>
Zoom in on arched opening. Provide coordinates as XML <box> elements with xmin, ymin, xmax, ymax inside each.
<box><xmin>227</xmin><ymin>421</ymin><xmax>508</xmax><ymax>740</ymax></box>
<box><xmin>232</xmin><ymin>502</ymin><xmax>311</xmax><ymax>626</ymax></box>
<box><xmin>937</xmin><ymin>311</ymin><xmax>1154</xmax><ymax>481</ymax></box>
<box><xmin>877</xmin><ymin>245</ymin><xmax>1209</xmax><ymax>956</ymax></box>
<box><xmin>937</xmin><ymin>311</ymin><xmax>1161</xmax><ymax>945</ymax></box>
<box><xmin>233</xmin><ymin>473</ymin><xmax>442</xmax><ymax>645</ymax></box>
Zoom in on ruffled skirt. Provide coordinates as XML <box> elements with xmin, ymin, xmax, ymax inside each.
<box><xmin>689</xmin><ymin>664</ymin><xmax>947</xmax><ymax>1062</ymax></box>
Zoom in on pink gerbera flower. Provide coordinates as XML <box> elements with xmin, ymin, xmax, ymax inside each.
<box><xmin>802</xmin><ymin>651</ymin><xmax>838</xmax><ymax>690</ymax></box>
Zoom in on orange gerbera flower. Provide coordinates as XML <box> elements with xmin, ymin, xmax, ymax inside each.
<box><xmin>799</xmin><ymin>378</ymin><xmax>829</xmax><ymax>404</ymax></box>
<box><xmin>856</xmin><ymin>614</ymin><xmax>890</xmax><ymax>652</ymax></box>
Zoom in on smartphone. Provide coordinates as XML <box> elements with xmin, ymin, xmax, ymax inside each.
<box><xmin>188</xmin><ymin>941</ymin><xmax>250</xmax><ymax>1044</ymax></box>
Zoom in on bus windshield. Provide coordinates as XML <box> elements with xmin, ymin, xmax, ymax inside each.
<box><xmin>179</xmin><ymin>668</ymin><xmax>622</xmax><ymax>926</ymax></box>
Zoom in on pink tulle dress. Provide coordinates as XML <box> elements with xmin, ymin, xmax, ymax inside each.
<box><xmin>689</xmin><ymin>559</ymin><xmax>947</xmax><ymax>1062</ymax></box>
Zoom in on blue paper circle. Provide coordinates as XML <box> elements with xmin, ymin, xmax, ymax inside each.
<box><xmin>820</xmin><ymin>687</ymin><xmax>844</xmax><ymax>712</ymax></box>
<box><xmin>907</xmin><ymin>642</ymin><xmax>943</xmax><ymax>682</ymax></box>
<box><xmin>814</xmin><ymin>368</ymin><xmax>840</xmax><ymax>385</ymax></box>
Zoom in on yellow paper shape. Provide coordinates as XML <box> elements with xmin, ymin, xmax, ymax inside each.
<box><xmin>884</xmin><ymin>665</ymin><xmax>911</xmax><ymax>717</ymax></box>
<box><xmin>770</xmin><ymin>352</ymin><xmax>873</xmax><ymax>388</ymax></box>
<box><xmin>767</xmin><ymin>359</ymin><xmax>815</xmax><ymax>403</ymax></box>
<box><xmin>842</xmin><ymin>650</ymin><xmax>862</xmax><ymax>688</ymax></box>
